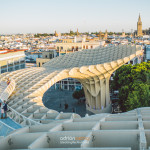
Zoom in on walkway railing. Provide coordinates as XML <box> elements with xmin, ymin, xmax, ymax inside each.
<box><xmin>0</xmin><ymin>79</ymin><xmax>41</xmax><ymax>126</ymax></box>
<box><xmin>8</xmin><ymin>106</ymin><xmax>41</xmax><ymax>126</ymax></box>
<box><xmin>0</xmin><ymin>120</ymin><xmax>15</xmax><ymax>137</ymax></box>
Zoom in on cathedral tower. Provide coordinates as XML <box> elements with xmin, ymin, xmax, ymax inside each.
<box><xmin>137</xmin><ymin>14</ymin><xmax>143</xmax><ymax>37</ymax></box>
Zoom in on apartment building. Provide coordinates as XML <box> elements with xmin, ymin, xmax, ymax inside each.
<box><xmin>0</xmin><ymin>49</ymin><xmax>26</xmax><ymax>73</ymax></box>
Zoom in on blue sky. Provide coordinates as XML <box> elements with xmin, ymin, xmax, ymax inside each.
<box><xmin>0</xmin><ymin>0</ymin><xmax>150</xmax><ymax>34</ymax></box>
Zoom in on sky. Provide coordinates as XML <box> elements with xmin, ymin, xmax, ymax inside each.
<box><xmin>0</xmin><ymin>0</ymin><xmax>150</xmax><ymax>34</ymax></box>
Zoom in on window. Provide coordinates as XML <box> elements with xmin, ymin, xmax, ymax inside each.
<box><xmin>39</xmin><ymin>62</ymin><xmax>40</xmax><ymax>67</ymax></box>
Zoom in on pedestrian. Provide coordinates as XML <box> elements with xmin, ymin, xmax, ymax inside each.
<box><xmin>66</xmin><ymin>104</ymin><xmax>68</xmax><ymax>109</ymax></box>
<box><xmin>64</xmin><ymin>103</ymin><xmax>67</xmax><ymax>110</ymax></box>
<box><xmin>3</xmin><ymin>101</ymin><xmax>7</xmax><ymax>118</ymax></box>
<box><xmin>65</xmin><ymin>103</ymin><xmax>69</xmax><ymax>109</ymax></box>
<box><xmin>7</xmin><ymin>78</ymin><xmax>10</xmax><ymax>85</ymax></box>
<box><xmin>72</xmin><ymin>108</ymin><xmax>75</xmax><ymax>113</ymax></box>
<box><xmin>0</xmin><ymin>103</ymin><xmax>4</xmax><ymax>119</ymax></box>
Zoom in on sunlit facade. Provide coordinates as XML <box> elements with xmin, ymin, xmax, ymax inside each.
<box><xmin>0</xmin><ymin>49</ymin><xmax>26</xmax><ymax>73</ymax></box>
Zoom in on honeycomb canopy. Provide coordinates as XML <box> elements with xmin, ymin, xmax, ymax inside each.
<box><xmin>43</xmin><ymin>45</ymin><xmax>141</xmax><ymax>69</ymax></box>
<box><xmin>0</xmin><ymin>43</ymin><xmax>143</xmax><ymax>144</ymax></box>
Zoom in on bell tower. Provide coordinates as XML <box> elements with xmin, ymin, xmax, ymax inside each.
<box><xmin>137</xmin><ymin>14</ymin><xmax>143</xmax><ymax>37</ymax></box>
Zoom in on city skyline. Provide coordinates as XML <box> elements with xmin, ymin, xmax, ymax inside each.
<box><xmin>0</xmin><ymin>0</ymin><xmax>150</xmax><ymax>34</ymax></box>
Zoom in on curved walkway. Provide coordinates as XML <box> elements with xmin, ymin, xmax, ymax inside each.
<box><xmin>0</xmin><ymin>117</ymin><xmax>21</xmax><ymax>130</ymax></box>
<box><xmin>0</xmin><ymin>118</ymin><xmax>21</xmax><ymax>137</ymax></box>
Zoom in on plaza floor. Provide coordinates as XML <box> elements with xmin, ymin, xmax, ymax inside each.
<box><xmin>42</xmin><ymin>89</ymin><xmax>86</xmax><ymax>117</ymax></box>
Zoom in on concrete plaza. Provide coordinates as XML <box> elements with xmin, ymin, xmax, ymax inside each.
<box><xmin>43</xmin><ymin>89</ymin><xmax>86</xmax><ymax>117</ymax></box>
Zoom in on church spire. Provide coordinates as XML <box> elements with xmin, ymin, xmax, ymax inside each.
<box><xmin>138</xmin><ymin>13</ymin><xmax>141</xmax><ymax>22</ymax></box>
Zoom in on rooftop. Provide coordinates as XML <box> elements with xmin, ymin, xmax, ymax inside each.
<box><xmin>0</xmin><ymin>107</ymin><xmax>150</xmax><ymax>150</ymax></box>
<box><xmin>0</xmin><ymin>49</ymin><xmax>26</xmax><ymax>55</ymax></box>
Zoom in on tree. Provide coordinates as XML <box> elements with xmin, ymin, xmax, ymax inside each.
<box><xmin>72</xmin><ymin>89</ymin><xmax>85</xmax><ymax>100</ymax></box>
<box><xmin>111</xmin><ymin>64</ymin><xmax>132</xmax><ymax>91</ymax></box>
<box><xmin>72</xmin><ymin>90</ymin><xmax>80</xmax><ymax>100</ymax></box>
<box><xmin>125</xmin><ymin>83</ymin><xmax>150</xmax><ymax>111</ymax></box>
<box><xmin>108</xmin><ymin>32</ymin><xmax>114</xmax><ymax>35</ymax></box>
<box><xmin>111</xmin><ymin>62</ymin><xmax>150</xmax><ymax>112</ymax></box>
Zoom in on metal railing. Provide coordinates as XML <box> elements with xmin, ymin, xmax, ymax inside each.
<box><xmin>7</xmin><ymin>106</ymin><xmax>41</xmax><ymax>126</ymax></box>
<box><xmin>0</xmin><ymin>79</ymin><xmax>41</xmax><ymax>126</ymax></box>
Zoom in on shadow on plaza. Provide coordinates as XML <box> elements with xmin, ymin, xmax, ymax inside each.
<box><xmin>42</xmin><ymin>89</ymin><xmax>86</xmax><ymax>117</ymax></box>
